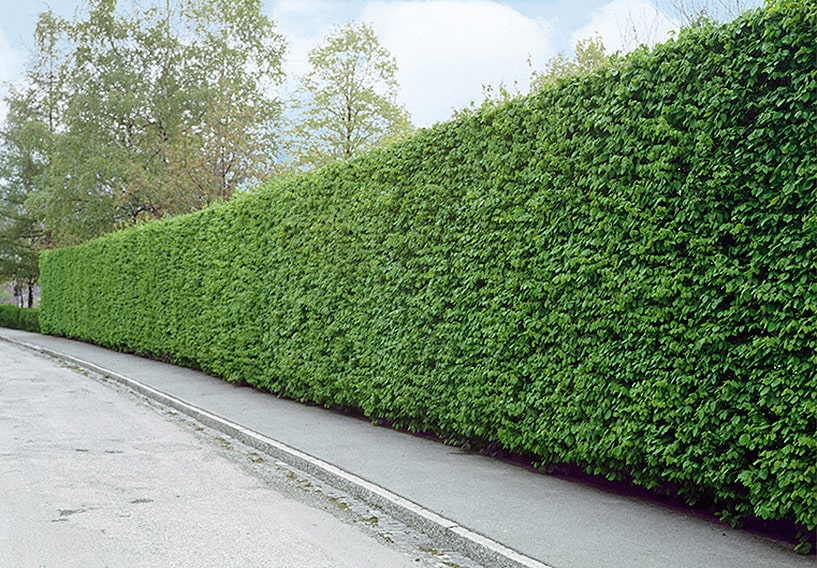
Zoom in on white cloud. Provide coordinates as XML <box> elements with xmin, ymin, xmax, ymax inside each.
<box><xmin>270</xmin><ymin>0</ymin><xmax>356</xmax><ymax>82</ymax></box>
<box><xmin>271</xmin><ymin>0</ymin><xmax>558</xmax><ymax>128</ymax></box>
<box><xmin>362</xmin><ymin>0</ymin><xmax>557</xmax><ymax>126</ymax></box>
<box><xmin>570</xmin><ymin>0</ymin><xmax>678</xmax><ymax>55</ymax></box>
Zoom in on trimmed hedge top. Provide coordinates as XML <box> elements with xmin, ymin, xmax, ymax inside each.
<box><xmin>41</xmin><ymin>1</ymin><xmax>816</xmax><ymax>530</ymax></box>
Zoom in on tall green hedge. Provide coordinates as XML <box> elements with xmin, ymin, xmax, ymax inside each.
<box><xmin>0</xmin><ymin>305</ymin><xmax>39</xmax><ymax>332</ymax></box>
<box><xmin>40</xmin><ymin>2</ymin><xmax>815</xmax><ymax>530</ymax></box>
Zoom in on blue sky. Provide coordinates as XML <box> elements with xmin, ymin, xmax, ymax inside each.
<box><xmin>0</xmin><ymin>0</ymin><xmax>760</xmax><ymax>127</ymax></box>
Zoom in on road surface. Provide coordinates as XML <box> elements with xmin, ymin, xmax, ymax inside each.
<box><xmin>0</xmin><ymin>339</ymin><xmax>471</xmax><ymax>567</ymax></box>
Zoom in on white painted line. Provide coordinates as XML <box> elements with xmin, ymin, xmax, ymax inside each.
<box><xmin>5</xmin><ymin>336</ymin><xmax>555</xmax><ymax>568</ymax></box>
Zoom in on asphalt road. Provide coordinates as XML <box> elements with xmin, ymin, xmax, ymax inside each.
<box><xmin>0</xmin><ymin>339</ymin><xmax>470</xmax><ymax>568</ymax></box>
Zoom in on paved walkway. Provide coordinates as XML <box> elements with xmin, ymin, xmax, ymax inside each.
<box><xmin>0</xmin><ymin>328</ymin><xmax>810</xmax><ymax>568</ymax></box>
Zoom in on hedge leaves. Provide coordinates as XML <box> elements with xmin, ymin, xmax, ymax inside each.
<box><xmin>41</xmin><ymin>1</ymin><xmax>815</xmax><ymax>530</ymax></box>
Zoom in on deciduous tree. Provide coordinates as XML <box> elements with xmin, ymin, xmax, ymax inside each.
<box><xmin>530</xmin><ymin>35</ymin><xmax>610</xmax><ymax>94</ymax></box>
<box><xmin>3</xmin><ymin>0</ymin><xmax>286</xmax><ymax>245</ymax></box>
<box><xmin>0</xmin><ymin>95</ymin><xmax>50</xmax><ymax>306</ymax></box>
<box><xmin>285</xmin><ymin>22</ymin><xmax>413</xmax><ymax>170</ymax></box>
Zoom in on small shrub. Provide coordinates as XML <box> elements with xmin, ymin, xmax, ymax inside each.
<box><xmin>0</xmin><ymin>305</ymin><xmax>40</xmax><ymax>332</ymax></box>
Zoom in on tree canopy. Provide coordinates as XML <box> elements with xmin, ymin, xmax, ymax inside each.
<box><xmin>529</xmin><ymin>35</ymin><xmax>610</xmax><ymax>94</ymax></box>
<box><xmin>2</xmin><ymin>0</ymin><xmax>286</xmax><ymax>246</ymax></box>
<box><xmin>285</xmin><ymin>22</ymin><xmax>413</xmax><ymax>170</ymax></box>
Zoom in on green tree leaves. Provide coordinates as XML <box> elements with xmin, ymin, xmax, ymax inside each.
<box><xmin>530</xmin><ymin>35</ymin><xmax>611</xmax><ymax>93</ymax></box>
<box><xmin>285</xmin><ymin>22</ymin><xmax>414</xmax><ymax>170</ymax></box>
<box><xmin>4</xmin><ymin>0</ymin><xmax>286</xmax><ymax>246</ymax></box>
<box><xmin>0</xmin><ymin>81</ymin><xmax>53</xmax><ymax>302</ymax></box>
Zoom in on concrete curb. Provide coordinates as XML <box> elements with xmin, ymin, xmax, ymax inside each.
<box><xmin>5</xmin><ymin>336</ymin><xmax>554</xmax><ymax>568</ymax></box>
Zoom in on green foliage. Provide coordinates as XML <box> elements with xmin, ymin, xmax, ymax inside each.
<box><xmin>530</xmin><ymin>35</ymin><xmax>611</xmax><ymax>93</ymax></box>
<box><xmin>40</xmin><ymin>2</ymin><xmax>815</xmax><ymax>531</ymax></box>
<box><xmin>6</xmin><ymin>0</ymin><xmax>285</xmax><ymax>246</ymax></box>
<box><xmin>0</xmin><ymin>305</ymin><xmax>40</xmax><ymax>332</ymax></box>
<box><xmin>285</xmin><ymin>22</ymin><xmax>413</xmax><ymax>170</ymax></box>
<box><xmin>0</xmin><ymin>92</ymin><xmax>48</xmax><ymax>302</ymax></box>
<box><xmin>458</xmin><ymin>35</ymin><xmax>611</xmax><ymax>122</ymax></box>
